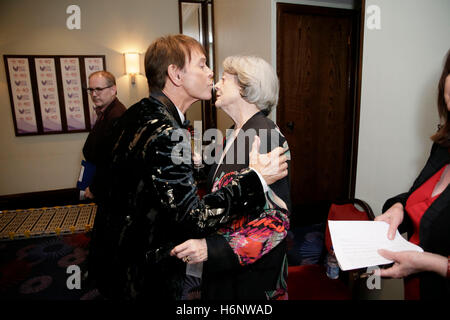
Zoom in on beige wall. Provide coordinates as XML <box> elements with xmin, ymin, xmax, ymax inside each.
<box><xmin>214</xmin><ymin>0</ymin><xmax>354</xmax><ymax>132</ymax></box>
<box><xmin>355</xmin><ymin>1</ymin><xmax>449</xmax><ymax>298</ymax></box>
<box><xmin>0</xmin><ymin>0</ymin><xmax>179</xmax><ymax>195</ymax></box>
<box><xmin>1</xmin><ymin>0</ymin><xmax>449</xmax><ymax>299</ymax></box>
<box><xmin>214</xmin><ymin>0</ymin><xmax>272</xmax><ymax>134</ymax></box>
<box><xmin>214</xmin><ymin>0</ymin><xmax>450</xmax><ymax>300</ymax></box>
<box><xmin>215</xmin><ymin>0</ymin><xmax>450</xmax><ymax>216</ymax></box>
<box><xmin>356</xmin><ymin>0</ymin><xmax>450</xmax><ymax>214</ymax></box>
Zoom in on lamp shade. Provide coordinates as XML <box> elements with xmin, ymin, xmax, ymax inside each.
<box><xmin>124</xmin><ymin>52</ymin><xmax>140</xmax><ymax>74</ymax></box>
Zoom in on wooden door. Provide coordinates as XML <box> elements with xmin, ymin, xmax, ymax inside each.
<box><xmin>277</xmin><ymin>3</ymin><xmax>361</xmax><ymax>225</ymax></box>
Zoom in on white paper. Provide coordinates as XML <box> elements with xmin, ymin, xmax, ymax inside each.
<box><xmin>60</xmin><ymin>57</ymin><xmax>86</xmax><ymax>130</ymax></box>
<box><xmin>84</xmin><ymin>57</ymin><xmax>104</xmax><ymax>128</ymax></box>
<box><xmin>78</xmin><ymin>165</ymin><xmax>85</xmax><ymax>182</ymax></box>
<box><xmin>35</xmin><ymin>58</ymin><xmax>62</xmax><ymax>132</ymax></box>
<box><xmin>8</xmin><ymin>58</ymin><xmax>38</xmax><ymax>133</ymax></box>
<box><xmin>186</xmin><ymin>262</ymin><xmax>203</xmax><ymax>278</ymax></box>
<box><xmin>328</xmin><ymin>220</ymin><xmax>423</xmax><ymax>271</ymax></box>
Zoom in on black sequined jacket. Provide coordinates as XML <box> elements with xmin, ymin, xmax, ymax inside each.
<box><xmin>88</xmin><ymin>90</ymin><xmax>266</xmax><ymax>300</ymax></box>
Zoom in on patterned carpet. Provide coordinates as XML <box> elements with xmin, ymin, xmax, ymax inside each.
<box><xmin>0</xmin><ymin>232</ymin><xmax>102</xmax><ymax>300</ymax></box>
<box><xmin>0</xmin><ymin>204</ymin><xmax>97</xmax><ymax>241</ymax></box>
<box><xmin>0</xmin><ymin>208</ymin><xmax>326</xmax><ymax>301</ymax></box>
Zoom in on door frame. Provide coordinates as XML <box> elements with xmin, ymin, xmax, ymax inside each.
<box><xmin>179</xmin><ymin>0</ymin><xmax>217</xmax><ymax>131</ymax></box>
<box><xmin>272</xmin><ymin>0</ymin><xmax>365</xmax><ymax>198</ymax></box>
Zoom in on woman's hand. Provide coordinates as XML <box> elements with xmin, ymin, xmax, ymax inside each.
<box><xmin>374</xmin><ymin>202</ymin><xmax>404</xmax><ymax>240</ymax></box>
<box><xmin>376</xmin><ymin>250</ymin><xmax>448</xmax><ymax>278</ymax></box>
<box><xmin>170</xmin><ymin>239</ymin><xmax>208</xmax><ymax>264</ymax></box>
<box><xmin>249</xmin><ymin>136</ymin><xmax>288</xmax><ymax>185</ymax></box>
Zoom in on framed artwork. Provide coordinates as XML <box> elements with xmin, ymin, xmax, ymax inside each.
<box><xmin>3</xmin><ymin>55</ymin><xmax>106</xmax><ymax>136</ymax></box>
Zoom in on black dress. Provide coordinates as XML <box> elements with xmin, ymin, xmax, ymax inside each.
<box><xmin>201</xmin><ymin>111</ymin><xmax>292</xmax><ymax>300</ymax></box>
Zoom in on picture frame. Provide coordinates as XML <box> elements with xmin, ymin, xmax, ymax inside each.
<box><xmin>3</xmin><ymin>55</ymin><xmax>106</xmax><ymax>136</ymax></box>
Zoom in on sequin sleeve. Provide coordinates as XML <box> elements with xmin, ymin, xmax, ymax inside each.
<box><xmin>146</xmin><ymin>124</ymin><xmax>266</xmax><ymax>237</ymax></box>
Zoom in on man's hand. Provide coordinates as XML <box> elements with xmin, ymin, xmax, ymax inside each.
<box><xmin>192</xmin><ymin>151</ymin><xmax>203</xmax><ymax>167</ymax></box>
<box><xmin>249</xmin><ymin>136</ymin><xmax>288</xmax><ymax>185</ymax></box>
<box><xmin>84</xmin><ymin>187</ymin><xmax>95</xmax><ymax>199</ymax></box>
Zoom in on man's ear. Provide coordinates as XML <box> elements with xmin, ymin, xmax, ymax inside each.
<box><xmin>167</xmin><ymin>64</ymin><xmax>183</xmax><ymax>87</ymax></box>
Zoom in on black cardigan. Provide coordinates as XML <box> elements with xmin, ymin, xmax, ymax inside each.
<box><xmin>202</xmin><ymin>112</ymin><xmax>291</xmax><ymax>300</ymax></box>
<box><xmin>382</xmin><ymin>142</ymin><xmax>450</xmax><ymax>300</ymax></box>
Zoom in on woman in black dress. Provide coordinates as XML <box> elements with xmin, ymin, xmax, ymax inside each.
<box><xmin>172</xmin><ymin>55</ymin><xmax>291</xmax><ymax>300</ymax></box>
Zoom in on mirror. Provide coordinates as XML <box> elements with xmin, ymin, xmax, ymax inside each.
<box><xmin>179</xmin><ymin>0</ymin><xmax>216</xmax><ymax>132</ymax></box>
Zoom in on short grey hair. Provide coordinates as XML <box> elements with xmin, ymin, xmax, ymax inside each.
<box><xmin>222</xmin><ymin>55</ymin><xmax>279</xmax><ymax>116</ymax></box>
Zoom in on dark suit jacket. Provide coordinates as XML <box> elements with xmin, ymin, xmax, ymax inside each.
<box><xmin>82</xmin><ymin>97</ymin><xmax>126</xmax><ymax>197</ymax></box>
<box><xmin>87</xmin><ymin>90</ymin><xmax>266</xmax><ymax>300</ymax></box>
<box><xmin>83</xmin><ymin>97</ymin><xmax>126</xmax><ymax>164</ymax></box>
<box><xmin>383</xmin><ymin>142</ymin><xmax>450</xmax><ymax>300</ymax></box>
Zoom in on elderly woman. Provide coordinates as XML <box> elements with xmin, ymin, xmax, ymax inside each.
<box><xmin>171</xmin><ymin>56</ymin><xmax>291</xmax><ymax>300</ymax></box>
<box><xmin>375</xmin><ymin>50</ymin><xmax>450</xmax><ymax>300</ymax></box>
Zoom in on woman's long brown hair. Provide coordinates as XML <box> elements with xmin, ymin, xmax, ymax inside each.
<box><xmin>431</xmin><ymin>49</ymin><xmax>450</xmax><ymax>147</ymax></box>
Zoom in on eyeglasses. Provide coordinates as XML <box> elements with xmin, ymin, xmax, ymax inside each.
<box><xmin>86</xmin><ymin>85</ymin><xmax>112</xmax><ymax>94</ymax></box>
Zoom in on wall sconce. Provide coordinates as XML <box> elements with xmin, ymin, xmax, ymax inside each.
<box><xmin>124</xmin><ymin>52</ymin><xmax>140</xmax><ymax>85</ymax></box>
